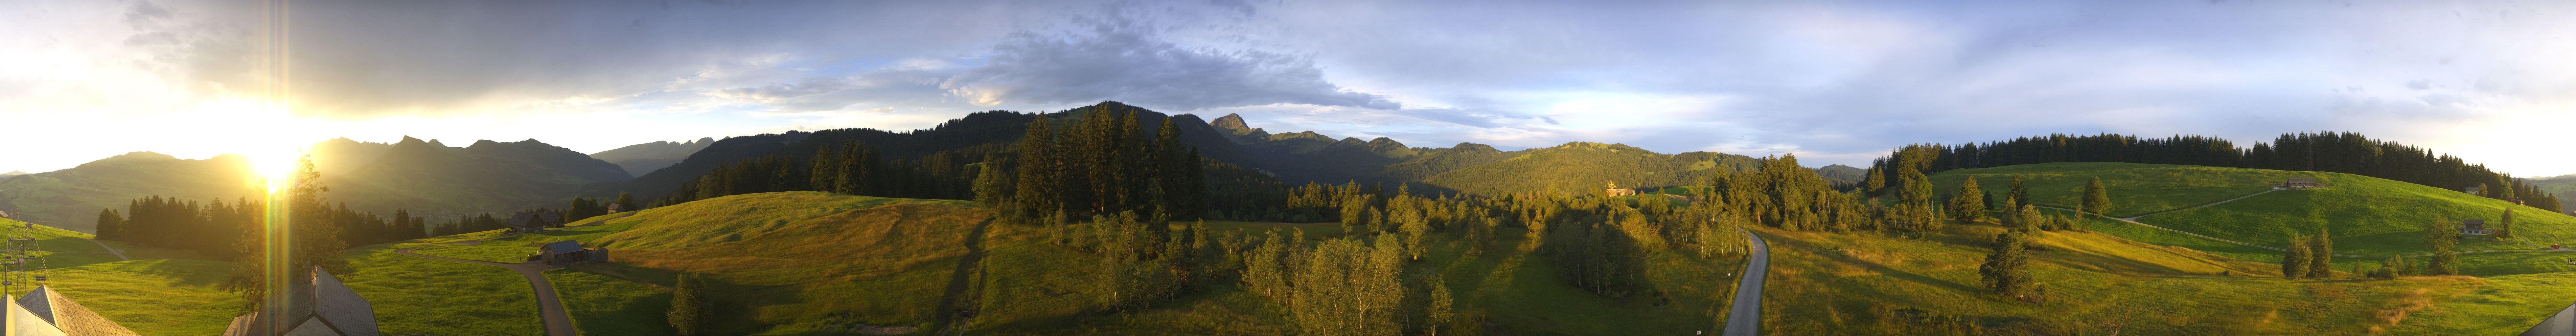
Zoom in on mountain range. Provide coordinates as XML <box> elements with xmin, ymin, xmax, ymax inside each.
<box><xmin>3</xmin><ymin>101</ymin><xmax>1859</xmax><ymax>232</ymax></box>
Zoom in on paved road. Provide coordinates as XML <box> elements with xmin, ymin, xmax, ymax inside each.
<box><xmin>396</xmin><ymin>242</ymin><xmax>577</xmax><ymax>336</ymax></box>
<box><xmin>1722</xmin><ymin>232</ymin><xmax>1770</xmax><ymax>336</ymax></box>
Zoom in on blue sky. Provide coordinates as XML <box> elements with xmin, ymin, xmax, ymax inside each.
<box><xmin>5</xmin><ymin>0</ymin><xmax>2574</xmax><ymax>176</ymax></box>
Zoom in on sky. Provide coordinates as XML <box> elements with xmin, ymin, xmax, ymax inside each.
<box><xmin>4</xmin><ymin>0</ymin><xmax>2575</xmax><ymax>177</ymax></box>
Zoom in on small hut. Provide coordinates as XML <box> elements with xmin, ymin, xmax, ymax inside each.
<box><xmin>506</xmin><ymin>213</ymin><xmax>543</xmax><ymax>234</ymax></box>
<box><xmin>2282</xmin><ymin>178</ymin><xmax>2319</xmax><ymax>189</ymax></box>
<box><xmin>539</xmin><ymin>240</ymin><xmax>608</xmax><ymax>265</ymax></box>
<box><xmin>604</xmin><ymin>203</ymin><xmax>623</xmax><ymax>213</ymax></box>
<box><xmin>2464</xmin><ymin>219</ymin><xmax>2491</xmax><ymax>235</ymax></box>
<box><xmin>537</xmin><ymin>211</ymin><xmax>565</xmax><ymax>227</ymax></box>
<box><xmin>2466</xmin><ymin>186</ymin><xmax>2483</xmax><ymax>194</ymax></box>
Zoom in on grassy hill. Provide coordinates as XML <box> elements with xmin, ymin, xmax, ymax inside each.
<box><xmin>1757</xmin><ymin>222</ymin><xmax>2571</xmax><ymax>335</ymax></box>
<box><xmin>0</xmin><ymin>152</ymin><xmax>260</xmax><ymax>232</ymax></box>
<box><xmin>1930</xmin><ymin>162</ymin><xmax>2574</xmax><ymax>258</ymax></box>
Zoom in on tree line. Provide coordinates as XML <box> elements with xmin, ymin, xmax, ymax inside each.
<box><xmin>1862</xmin><ymin>132</ymin><xmax>2562</xmax><ymax>213</ymax></box>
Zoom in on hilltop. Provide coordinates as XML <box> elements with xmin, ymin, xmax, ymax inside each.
<box><xmin>588</xmin><ymin>137</ymin><xmax>718</xmax><ymax>177</ymax></box>
<box><xmin>0</xmin><ymin>136</ymin><xmax>634</xmax><ymax>231</ymax></box>
<box><xmin>1927</xmin><ymin>162</ymin><xmax>2576</xmax><ymax>259</ymax></box>
<box><xmin>0</xmin><ymin>152</ymin><xmax>260</xmax><ymax>232</ymax></box>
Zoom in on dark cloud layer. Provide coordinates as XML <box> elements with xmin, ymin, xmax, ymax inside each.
<box><xmin>941</xmin><ymin>18</ymin><xmax>1399</xmax><ymax>110</ymax></box>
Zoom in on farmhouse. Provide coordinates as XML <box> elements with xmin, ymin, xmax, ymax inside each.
<box><xmin>2466</xmin><ymin>186</ymin><xmax>2483</xmax><ymax>194</ymax></box>
<box><xmin>539</xmin><ymin>240</ymin><xmax>608</xmax><ymax>265</ymax></box>
<box><xmin>6</xmin><ymin>285</ymin><xmax>141</xmax><ymax>336</ymax></box>
<box><xmin>2282</xmin><ymin>178</ymin><xmax>2319</xmax><ymax>189</ymax></box>
<box><xmin>506</xmin><ymin>213</ymin><xmax>543</xmax><ymax>234</ymax></box>
<box><xmin>2464</xmin><ymin>219</ymin><xmax>2491</xmax><ymax>235</ymax></box>
<box><xmin>220</xmin><ymin>267</ymin><xmax>380</xmax><ymax>336</ymax></box>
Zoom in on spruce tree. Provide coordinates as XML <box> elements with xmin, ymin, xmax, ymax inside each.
<box><xmin>2309</xmin><ymin>228</ymin><xmax>2333</xmax><ymax>279</ymax></box>
<box><xmin>1978</xmin><ymin>231</ymin><xmax>2035</xmax><ymax>300</ymax></box>
<box><xmin>2499</xmin><ymin>208</ymin><xmax>2517</xmax><ymax>239</ymax></box>
<box><xmin>670</xmin><ymin>274</ymin><xmax>706</xmax><ymax>336</ymax></box>
<box><xmin>94</xmin><ymin>209</ymin><xmax>123</xmax><ymax>241</ymax></box>
<box><xmin>2424</xmin><ymin>219</ymin><xmax>2460</xmax><ymax>275</ymax></box>
<box><xmin>2282</xmin><ymin>235</ymin><xmax>2311</xmax><ymax>280</ymax></box>
<box><xmin>2083</xmin><ymin>177</ymin><xmax>2112</xmax><ymax>219</ymax></box>
<box><xmin>2007</xmin><ymin>175</ymin><xmax>2029</xmax><ymax>206</ymax></box>
<box><xmin>1429</xmin><ymin>276</ymin><xmax>1455</xmax><ymax>336</ymax></box>
<box><xmin>1949</xmin><ymin>176</ymin><xmax>1988</xmax><ymax>222</ymax></box>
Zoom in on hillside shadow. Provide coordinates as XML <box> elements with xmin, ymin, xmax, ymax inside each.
<box><xmin>1759</xmin><ymin>232</ymin><xmax>1988</xmax><ymax>296</ymax></box>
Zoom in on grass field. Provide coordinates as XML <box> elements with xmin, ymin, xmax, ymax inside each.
<box><xmin>1931</xmin><ymin>162</ymin><xmax>2576</xmax><ymax>267</ymax></box>
<box><xmin>546</xmin><ymin>267</ymin><xmax>677</xmax><ymax>336</ymax></box>
<box><xmin>342</xmin><ymin>244</ymin><xmax>546</xmax><ymax>336</ymax></box>
<box><xmin>41</xmin><ymin>259</ymin><xmax>242</xmax><ymax>336</ymax></box>
<box><xmin>1755</xmin><ymin>222</ymin><xmax>2555</xmax><ymax>335</ymax></box>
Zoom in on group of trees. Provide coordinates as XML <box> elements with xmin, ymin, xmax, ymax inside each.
<box><xmin>985</xmin><ymin>106</ymin><xmax>1212</xmax><ymax>225</ymax></box>
<box><xmin>1862</xmin><ymin>132</ymin><xmax>2562</xmax><ymax>213</ymax></box>
<box><xmin>2281</xmin><ymin>229</ymin><xmax>2334</xmax><ymax>279</ymax></box>
<box><xmin>98</xmin><ymin>195</ymin><xmax>430</xmax><ymax>260</ymax></box>
<box><xmin>657</xmin><ymin>141</ymin><xmax>999</xmax><ymax>206</ymax></box>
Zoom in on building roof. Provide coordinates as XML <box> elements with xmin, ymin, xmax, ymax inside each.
<box><xmin>605</xmin><ymin>203</ymin><xmax>622</xmax><ymax>212</ymax></box>
<box><xmin>2285</xmin><ymin>178</ymin><xmax>2316</xmax><ymax>183</ymax></box>
<box><xmin>222</xmin><ymin>267</ymin><xmax>379</xmax><ymax>336</ymax></box>
<box><xmin>14</xmin><ymin>285</ymin><xmax>141</xmax><ymax>336</ymax></box>
<box><xmin>508</xmin><ymin>212</ymin><xmax>539</xmax><ymax>228</ymax></box>
<box><xmin>544</xmin><ymin>240</ymin><xmax>586</xmax><ymax>255</ymax></box>
<box><xmin>538</xmin><ymin>211</ymin><xmax>564</xmax><ymax>223</ymax></box>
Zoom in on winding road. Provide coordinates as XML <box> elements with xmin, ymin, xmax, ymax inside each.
<box><xmin>1722</xmin><ymin>231</ymin><xmax>1769</xmax><ymax>336</ymax></box>
<box><xmin>2041</xmin><ymin>188</ymin><xmax>2562</xmax><ymax>258</ymax></box>
<box><xmin>387</xmin><ymin>210</ymin><xmax>634</xmax><ymax>336</ymax></box>
<box><xmin>396</xmin><ymin>244</ymin><xmax>577</xmax><ymax>336</ymax></box>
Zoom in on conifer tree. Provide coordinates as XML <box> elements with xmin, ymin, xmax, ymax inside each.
<box><xmin>2499</xmin><ymin>208</ymin><xmax>2517</xmax><ymax>239</ymax></box>
<box><xmin>2007</xmin><ymin>175</ymin><xmax>2029</xmax><ymax>206</ymax></box>
<box><xmin>2082</xmin><ymin>177</ymin><xmax>2113</xmax><ymax>219</ymax></box>
<box><xmin>1428</xmin><ymin>275</ymin><xmax>1455</xmax><ymax>336</ymax></box>
<box><xmin>1864</xmin><ymin>166</ymin><xmax>1887</xmax><ymax>194</ymax></box>
<box><xmin>614</xmin><ymin>192</ymin><xmax>634</xmax><ymax>211</ymax></box>
<box><xmin>2309</xmin><ymin>228</ymin><xmax>2334</xmax><ymax>279</ymax></box>
<box><xmin>1979</xmin><ymin>231</ymin><xmax>2035</xmax><ymax>300</ymax></box>
<box><xmin>1949</xmin><ymin>176</ymin><xmax>1988</xmax><ymax>222</ymax></box>
<box><xmin>2283</xmin><ymin>235</ymin><xmax>2312</xmax><ymax>280</ymax></box>
<box><xmin>94</xmin><ymin>209</ymin><xmax>123</xmax><ymax>241</ymax></box>
<box><xmin>2425</xmin><ymin>219</ymin><xmax>2460</xmax><ymax>275</ymax></box>
<box><xmin>669</xmin><ymin>274</ymin><xmax>707</xmax><ymax>336</ymax></box>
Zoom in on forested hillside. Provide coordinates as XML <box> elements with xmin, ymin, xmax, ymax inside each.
<box><xmin>1864</xmin><ymin>132</ymin><xmax>2563</xmax><ymax>213</ymax></box>
<box><xmin>0</xmin><ymin>152</ymin><xmax>259</xmax><ymax>232</ymax></box>
<box><xmin>325</xmin><ymin>136</ymin><xmax>631</xmax><ymax>219</ymax></box>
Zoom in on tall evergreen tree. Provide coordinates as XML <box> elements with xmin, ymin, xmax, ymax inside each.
<box><xmin>2283</xmin><ymin>235</ymin><xmax>2312</xmax><ymax>280</ymax></box>
<box><xmin>1979</xmin><ymin>231</ymin><xmax>2035</xmax><ymax>300</ymax></box>
<box><xmin>1948</xmin><ymin>176</ymin><xmax>1988</xmax><ymax>222</ymax></box>
<box><xmin>93</xmin><ymin>209</ymin><xmax>123</xmax><ymax>241</ymax></box>
<box><xmin>2309</xmin><ymin>228</ymin><xmax>2334</xmax><ymax>279</ymax></box>
<box><xmin>2425</xmin><ymin>219</ymin><xmax>2461</xmax><ymax>275</ymax></box>
<box><xmin>670</xmin><ymin>274</ymin><xmax>706</xmax><ymax>336</ymax></box>
<box><xmin>2498</xmin><ymin>208</ymin><xmax>2517</xmax><ymax>239</ymax></box>
<box><xmin>1428</xmin><ymin>275</ymin><xmax>1455</xmax><ymax>336</ymax></box>
<box><xmin>2007</xmin><ymin>175</ymin><xmax>2030</xmax><ymax>206</ymax></box>
<box><xmin>2082</xmin><ymin>177</ymin><xmax>2113</xmax><ymax>219</ymax></box>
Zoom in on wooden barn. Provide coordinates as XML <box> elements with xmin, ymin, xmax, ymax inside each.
<box><xmin>539</xmin><ymin>240</ymin><xmax>608</xmax><ymax>265</ymax></box>
<box><xmin>506</xmin><ymin>213</ymin><xmax>544</xmax><ymax>234</ymax></box>
<box><xmin>604</xmin><ymin>203</ymin><xmax>623</xmax><ymax>213</ymax></box>
<box><xmin>2467</xmin><ymin>186</ymin><xmax>2483</xmax><ymax>194</ymax></box>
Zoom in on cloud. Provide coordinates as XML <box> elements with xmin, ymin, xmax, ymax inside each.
<box><xmin>939</xmin><ymin>16</ymin><xmax>1399</xmax><ymax>111</ymax></box>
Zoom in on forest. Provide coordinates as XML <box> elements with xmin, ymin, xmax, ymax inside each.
<box><xmin>1863</xmin><ymin>132</ymin><xmax>2563</xmax><ymax>213</ymax></box>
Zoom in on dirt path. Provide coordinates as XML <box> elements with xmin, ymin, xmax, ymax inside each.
<box><xmin>1721</xmin><ymin>232</ymin><xmax>1770</xmax><ymax>336</ymax></box>
<box><xmin>2043</xmin><ymin>188</ymin><xmax>2560</xmax><ymax>258</ymax></box>
<box><xmin>83</xmin><ymin>239</ymin><xmax>127</xmax><ymax>261</ymax></box>
<box><xmin>929</xmin><ymin>219</ymin><xmax>995</xmax><ymax>335</ymax></box>
<box><xmin>397</xmin><ymin>239</ymin><xmax>577</xmax><ymax>336</ymax></box>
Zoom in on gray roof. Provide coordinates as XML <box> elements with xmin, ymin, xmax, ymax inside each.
<box><xmin>15</xmin><ymin>285</ymin><xmax>140</xmax><ymax>336</ymax></box>
<box><xmin>222</xmin><ymin>267</ymin><xmax>378</xmax><ymax>336</ymax></box>
<box><xmin>508</xmin><ymin>213</ymin><xmax>539</xmax><ymax>227</ymax></box>
<box><xmin>544</xmin><ymin>240</ymin><xmax>586</xmax><ymax>255</ymax></box>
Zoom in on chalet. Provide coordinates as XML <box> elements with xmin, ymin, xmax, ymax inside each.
<box><xmin>538</xmin><ymin>211</ymin><xmax>565</xmax><ymax>227</ymax></box>
<box><xmin>221</xmin><ymin>267</ymin><xmax>380</xmax><ymax>336</ymax></box>
<box><xmin>604</xmin><ymin>203</ymin><xmax>623</xmax><ymax>213</ymax></box>
<box><xmin>2467</xmin><ymin>186</ymin><xmax>2483</xmax><ymax>194</ymax></box>
<box><xmin>2282</xmin><ymin>178</ymin><xmax>2319</xmax><ymax>189</ymax></box>
<box><xmin>506</xmin><ymin>213</ymin><xmax>543</xmax><ymax>234</ymax></box>
<box><xmin>6</xmin><ymin>285</ymin><xmax>142</xmax><ymax>336</ymax></box>
<box><xmin>539</xmin><ymin>240</ymin><xmax>608</xmax><ymax>265</ymax></box>
<box><xmin>2464</xmin><ymin>219</ymin><xmax>2491</xmax><ymax>235</ymax></box>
